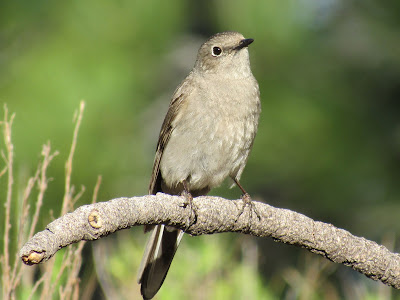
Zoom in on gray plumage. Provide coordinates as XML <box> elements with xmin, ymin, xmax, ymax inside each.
<box><xmin>137</xmin><ymin>31</ymin><xmax>261</xmax><ymax>300</ymax></box>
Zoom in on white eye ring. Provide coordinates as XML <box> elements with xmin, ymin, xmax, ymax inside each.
<box><xmin>211</xmin><ymin>46</ymin><xmax>222</xmax><ymax>57</ymax></box>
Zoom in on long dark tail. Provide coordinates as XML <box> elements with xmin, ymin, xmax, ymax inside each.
<box><xmin>137</xmin><ymin>225</ymin><xmax>184</xmax><ymax>299</ymax></box>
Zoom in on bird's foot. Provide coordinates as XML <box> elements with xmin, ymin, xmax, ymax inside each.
<box><xmin>180</xmin><ymin>190</ymin><xmax>197</xmax><ymax>229</ymax></box>
<box><xmin>237</xmin><ymin>193</ymin><xmax>261</xmax><ymax>222</ymax></box>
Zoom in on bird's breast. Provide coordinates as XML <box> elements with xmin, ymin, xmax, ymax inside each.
<box><xmin>160</xmin><ymin>76</ymin><xmax>260</xmax><ymax>191</ymax></box>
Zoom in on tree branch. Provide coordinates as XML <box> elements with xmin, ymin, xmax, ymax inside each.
<box><xmin>19</xmin><ymin>193</ymin><xmax>400</xmax><ymax>289</ymax></box>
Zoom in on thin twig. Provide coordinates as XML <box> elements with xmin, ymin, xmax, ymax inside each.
<box><xmin>29</xmin><ymin>143</ymin><xmax>59</xmax><ymax>240</ymax></box>
<box><xmin>27</xmin><ymin>273</ymin><xmax>46</xmax><ymax>300</ymax></box>
<box><xmin>92</xmin><ymin>175</ymin><xmax>102</xmax><ymax>204</ymax></box>
<box><xmin>71</xmin><ymin>185</ymin><xmax>86</xmax><ymax>208</ymax></box>
<box><xmin>61</xmin><ymin>101</ymin><xmax>85</xmax><ymax>215</ymax></box>
<box><xmin>59</xmin><ymin>242</ymin><xmax>85</xmax><ymax>300</ymax></box>
<box><xmin>1</xmin><ymin>105</ymin><xmax>15</xmax><ymax>300</ymax></box>
<box><xmin>0</xmin><ymin>165</ymin><xmax>7</xmax><ymax>177</ymax></box>
<box><xmin>11</xmin><ymin>166</ymin><xmax>41</xmax><ymax>292</ymax></box>
<box><xmin>51</xmin><ymin>250</ymin><xmax>72</xmax><ymax>298</ymax></box>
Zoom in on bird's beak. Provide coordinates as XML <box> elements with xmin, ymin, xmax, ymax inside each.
<box><xmin>235</xmin><ymin>38</ymin><xmax>254</xmax><ymax>50</ymax></box>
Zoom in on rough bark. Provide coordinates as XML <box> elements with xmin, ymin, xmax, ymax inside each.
<box><xmin>19</xmin><ymin>193</ymin><xmax>400</xmax><ymax>289</ymax></box>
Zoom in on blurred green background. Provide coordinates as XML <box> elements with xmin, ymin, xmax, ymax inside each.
<box><xmin>1</xmin><ymin>0</ymin><xmax>400</xmax><ymax>299</ymax></box>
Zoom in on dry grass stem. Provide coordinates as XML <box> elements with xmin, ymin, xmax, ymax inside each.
<box><xmin>62</xmin><ymin>101</ymin><xmax>85</xmax><ymax>215</ymax></box>
<box><xmin>1</xmin><ymin>101</ymin><xmax>89</xmax><ymax>300</ymax></box>
<box><xmin>28</xmin><ymin>143</ymin><xmax>59</xmax><ymax>240</ymax></box>
<box><xmin>92</xmin><ymin>175</ymin><xmax>102</xmax><ymax>204</ymax></box>
<box><xmin>1</xmin><ymin>104</ymin><xmax>15</xmax><ymax>300</ymax></box>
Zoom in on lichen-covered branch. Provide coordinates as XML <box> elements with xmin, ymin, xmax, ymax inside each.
<box><xmin>20</xmin><ymin>193</ymin><xmax>400</xmax><ymax>289</ymax></box>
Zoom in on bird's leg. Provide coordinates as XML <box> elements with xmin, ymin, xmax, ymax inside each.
<box><xmin>233</xmin><ymin>178</ymin><xmax>251</xmax><ymax>204</ymax></box>
<box><xmin>181</xmin><ymin>179</ymin><xmax>193</xmax><ymax>206</ymax></box>
<box><xmin>233</xmin><ymin>178</ymin><xmax>261</xmax><ymax>221</ymax></box>
<box><xmin>181</xmin><ymin>179</ymin><xmax>197</xmax><ymax>228</ymax></box>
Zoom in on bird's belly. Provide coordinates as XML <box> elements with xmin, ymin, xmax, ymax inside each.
<box><xmin>160</xmin><ymin>110</ymin><xmax>254</xmax><ymax>191</ymax></box>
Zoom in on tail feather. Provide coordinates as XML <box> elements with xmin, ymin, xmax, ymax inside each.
<box><xmin>137</xmin><ymin>225</ymin><xmax>183</xmax><ymax>299</ymax></box>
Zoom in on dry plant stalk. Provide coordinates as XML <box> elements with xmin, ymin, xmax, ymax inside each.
<box><xmin>1</xmin><ymin>101</ymin><xmax>96</xmax><ymax>300</ymax></box>
<box><xmin>1</xmin><ymin>105</ymin><xmax>15</xmax><ymax>300</ymax></box>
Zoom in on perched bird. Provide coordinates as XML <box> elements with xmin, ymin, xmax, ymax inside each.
<box><xmin>137</xmin><ymin>31</ymin><xmax>261</xmax><ymax>299</ymax></box>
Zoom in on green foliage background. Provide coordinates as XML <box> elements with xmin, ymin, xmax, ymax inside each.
<box><xmin>1</xmin><ymin>0</ymin><xmax>400</xmax><ymax>299</ymax></box>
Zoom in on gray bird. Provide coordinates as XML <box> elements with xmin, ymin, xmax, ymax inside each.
<box><xmin>137</xmin><ymin>31</ymin><xmax>261</xmax><ymax>299</ymax></box>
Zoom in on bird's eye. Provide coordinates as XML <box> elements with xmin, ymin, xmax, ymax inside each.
<box><xmin>212</xmin><ymin>46</ymin><xmax>222</xmax><ymax>57</ymax></box>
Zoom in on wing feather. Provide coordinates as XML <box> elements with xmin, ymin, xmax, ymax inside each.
<box><xmin>148</xmin><ymin>76</ymin><xmax>194</xmax><ymax>195</ymax></box>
